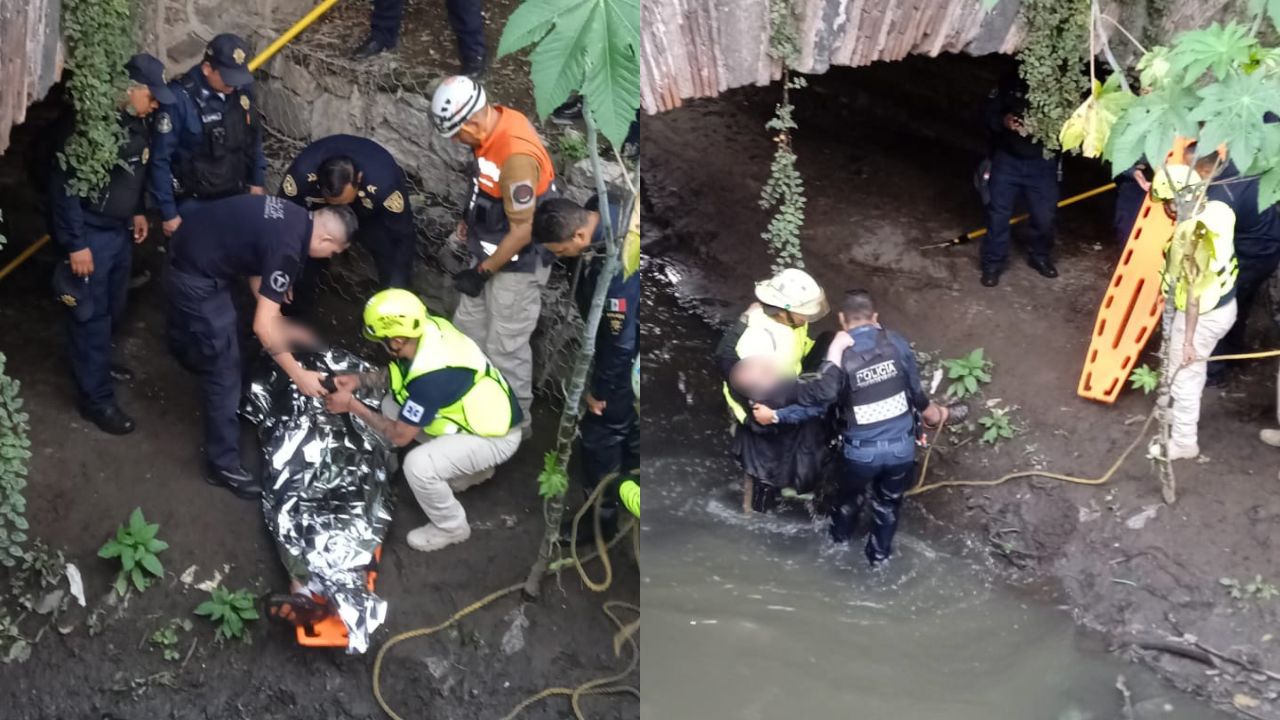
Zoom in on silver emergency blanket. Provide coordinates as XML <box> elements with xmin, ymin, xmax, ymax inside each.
<box><xmin>241</xmin><ymin>347</ymin><xmax>393</xmax><ymax>654</ymax></box>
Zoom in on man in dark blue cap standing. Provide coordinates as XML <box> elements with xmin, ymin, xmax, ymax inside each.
<box><xmin>49</xmin><ymin>53</ymin><xmax>173</xmax><ymax>435</ymax></box>
<box><xmin>351</xmin><ymin>0</ymin><xmax>486</xmax><ymax>77</ymax></box>
<box><xmin>277</xmin><ymin>134</ymin><xmax>416</xmax><ymax>300</ymax></box>
<box><xmin>148</xmin><ymin>33</ymin><xmax>265</xmax><ymax>240</ymax></box>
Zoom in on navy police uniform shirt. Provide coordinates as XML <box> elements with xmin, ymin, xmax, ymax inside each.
<box><xmin>1208</xmin><ymin>161</ymin><xmax>1280</xmax><ymax>258</ymax></box>
<box><xmin>278</xmin><ymin>135</ymin><xmax>411</xmax><ymax>221</ymax></box>
<box><xmin>169</xmin><ymin>195</ymin><xmax>311</xmax><ymax>304</ymax></box>
<box><xmin>574</xmin><ymin>196</ymin><xmax>639</xmax><ymax>400</ymax></box>
<box><xmin>148</xmin><ymin>65</ymin><xmax>267</xmax><ymax>221</ymax></box>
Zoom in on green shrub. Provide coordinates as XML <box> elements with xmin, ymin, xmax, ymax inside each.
<box><xmin>0</xmin><ymin>353</ymin><xmax>31</xmax><ymax>567</ymax></box>
<box><xmin>942</xmin><ymin>348</ymin><xmax>993</xmax><ymax>399</ymax></box>
<box><xmin>195</xmin><ymin>587</ymin><xmax>259</xmax><ymax>642</ymax></box>
<box><xmin>98</xmin><ymin>508</ymin><xmax>168</xmax><ymax>595</ymax></box>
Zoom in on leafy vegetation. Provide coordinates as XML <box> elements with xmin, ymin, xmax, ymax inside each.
<box><xmin>537</xmin><ymin>451</ymin><xmax>569</xmax><ymax>499</ymax></box>
<box><xmin>978</xmin><ymin>407</ymin><xmax>1018</xmax><ymax>445</ymax></box>
<box><xmin>497</xmin><ymin>0</ymin><xmax>641</xmax><ymax>149</ymax></box>
<box><xmin>194</xmin><ymin>586</ymin><xmax>259</xmax><ymax>642</ymax></box>
<box><xmin>60</xmin><ymin>0</ymin><xmax>135</xmax><ymax>197</ymax></box>
<box><xmin>1220</xmin><ymin>575</ymin><xmax>1279</xmax><ymax>601</ymax></box>
<box><xmin>942</xmin><ymin>348</ymin><xmax>994</xmax><ymax>400</ymax></box>
<box><xmin>1016</xmin><ymin>0</ymin><xmax>1091</xmax><ymax>152</ymax></box>
<box><xmin>97</xmin><ymin>508</ymin><xmax>168</xmax><ymax>595</ymax></box>
<box><xmin>1129</xmin><ymin>364</ymin><xmax>1160</xmax><ymax>394</ymax></box>
<box><xmin>0</xmin><ymin>353</ymin><xmax>31</xmax><ymax>567</ymax></box>
<box><xmin>758</xmin><ymin>0</ymin><xmax>808</xmax><ymax>273</ymax></box>
<box><xmin>557</xmin><ymin>128</ymin><xmax>589</xmax><ymax>163</ymax></box>
<box><xmin>150</xmin><ymin>618</ymin><xmax>193</xmax><ymax>661</ymax></box>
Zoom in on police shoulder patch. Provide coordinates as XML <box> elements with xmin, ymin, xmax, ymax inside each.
<box><xmin>157</xmin><ymin>112</ymin><xmax>172</xmax><ymax>134</ymax></box>
<box><xmin>282</xmin><ymin>174</ymin><xmax>298</xmax><ymax>197</ymax></box>
<box><xmin>240</xmin><ymin>95</ymin><xmax>251</xmax><ymax>111</ymax></box>
<box><xmin>510</xmin><ymin>181</ymin><xmax>535</xmax><ymax>210</ymax></box>
<box><xmin>383</xmin><ymin>190</ymin><xmax>405</xmax><ymax>213</ymax></box>
<box><xmin>269</xmin><ymin>271</ymin><xmax>290</xmax><ymax>293</ymax></box>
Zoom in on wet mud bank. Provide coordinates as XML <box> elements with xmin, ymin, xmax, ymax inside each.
<box><xmin>642</xmin><ymin>72</ymin><xmax>1280</xmax><ymax>717</ymax></box>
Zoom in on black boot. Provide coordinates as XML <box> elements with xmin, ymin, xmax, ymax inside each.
<box><xmin>750</xmin><ymin>480</ymin><xmax>780</xmax><ymax>513</ymax></box>
<box><xmin>981</xmin><ymin>268</ymin><xmax>1001</xmax><ymax>287</ymax></box>
<box><xmin>206</xmin><ymin>464</ymin><xmax>262</xmax><ymax>500</ymax></box>
<box><xmin>461</xmin><ymin>54</ymin><xmax>488</xmax><ymax>79</ymax></box>
<box><xmin>80</xmin><ymin>404</ymin><xmax>135</xmax><ymax>435</ymax></box>
<box><xmin>351</xmin><ymin>36</ymin><xmax>393</xmax><ymax>60</ymax></box>
<box><xmin>1028</xmin><ymin>256</ymin><xmax>1059</xmax><ymax>278</ymax></box>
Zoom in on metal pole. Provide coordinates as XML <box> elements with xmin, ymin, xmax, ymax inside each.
<box><xmin>0</xmin><ymin>235</ymin><xmax>50</xmax><ymax>282</ymax></box>
<box><xmin>248</xmin><ymin>0</ymin><xmax>342</xmax><ymax>71</ymax></box>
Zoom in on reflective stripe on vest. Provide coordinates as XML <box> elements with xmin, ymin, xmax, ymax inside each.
<box><xmin>388</xmin><ymin>317</ymin><xmax>515</xmax><ymax>437</ymax></box>
<box><xmin>844</xmin><ymin>330</ymin><xmax>912</xmax><ymax>429</ymax></box>
<box><xmin>1162</xmin><ymin>200</ymin><xmax>1239</xmax><ymax>312</ymax></box>
<box><xmin>722</xmin><ymin>307</ymin><xmax>813</xmax><ymax>423</ymax></box>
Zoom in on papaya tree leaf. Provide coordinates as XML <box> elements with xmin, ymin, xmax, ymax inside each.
<box><xmin>1167</xmin><ymin>23</ymin><xmax>1256</xmax><ymax>84</ymax></box>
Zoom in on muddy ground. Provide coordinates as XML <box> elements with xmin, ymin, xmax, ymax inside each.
<box><xmin>0</xmin><ymin>2</ymin><xmax>637</xmax><ymax>718</ymax></box>
<box><xmin>642</xmin><ymin>65</ymin><xmax>1280</xmax><ymax>718</ymax></box>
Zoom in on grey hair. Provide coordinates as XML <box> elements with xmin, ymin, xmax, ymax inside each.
<box><xmin>314</xmin><ymin>204</ymin><xmax>358</xmax><ymax>244</ymax></box>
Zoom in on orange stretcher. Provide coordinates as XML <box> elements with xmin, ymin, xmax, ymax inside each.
<box><xmin>1077</xmin><ymin>141</ymin><xmax>1194</xmax><ymax>403</ymax></box>
<box><xmin>296</xmin><ymin>545</ymin><xmax>382</xmax><ymax>648</ymax></box>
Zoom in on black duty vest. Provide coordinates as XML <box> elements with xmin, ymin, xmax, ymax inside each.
<box><xmin>175</xmin><ymin>75</ymin><xmax>253</xmax><ymax>199</ymax></box>
<box><xmin>88</xmin><ymin>112</ymin><xmax>150</xmax><ymax>221</ymax></box>
<box><xmin>842</xmin><ymin>330</ymin><xmax>913</xmax><ymax>429</ymax></box>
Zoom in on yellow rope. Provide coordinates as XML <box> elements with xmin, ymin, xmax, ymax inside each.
<box><xmin>372</xmin><ymin>483</ymin><xmax>639</xmax><ymax>720</ymax></box>
<box><xmin>909</xmin><ymin>348</ymin><xmax>1280</xmax><ymax>496</ymax></box>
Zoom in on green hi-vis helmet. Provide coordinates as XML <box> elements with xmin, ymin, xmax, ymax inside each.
<box><xmin>363</xmin><ymin>289</ymin><xmax>428</xmax><ymax>341</ymax></box>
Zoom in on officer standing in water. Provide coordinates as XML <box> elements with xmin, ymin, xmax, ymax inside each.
<box><xmin>754</xmin><ymin>290</ymin><xmax>952</xmax><ymax>567</ymax></box>
<box><xmin>277</xmin><ymin>134</ymin><xmax>416</xmax><ymax>304</ymax></box>
<box><xmin>164</xmin><ymin>195</ymin><xmax>356</xmax><ymax>498</ymax></box>
<box><xmin>148</xmin><ymin>33</ymin><xmax>265</xmax><ymax>237</ymax></box>
<box><xmin>49</xmin><ymin>54</ymin><xmax>173</xmax><ymax>435</ymax></box>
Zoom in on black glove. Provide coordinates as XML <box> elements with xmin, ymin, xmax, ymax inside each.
<box><xmin>453</xmin><ymin>267</ymin><xmax>492</xmax><ymax>297</ymax></box>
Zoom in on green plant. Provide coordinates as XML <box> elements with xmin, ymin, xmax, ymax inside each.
<box><xmin>557</xmin><ymin>128</ymin><xmax>589</xmax><ymax>163</ymax></box>
<box><xmin>194</xmin><ymin>586</ymin><xmax>259</xmax><ymax>642</ymax></box>
<box><xmin>978</xmin><ymin>407</ymin><xmax>1018</xmax><ymax>445</ymax></box>
<box><xmin>941</xmin><ymin>348</ymin><xmax>994</xmax><ymax>399</ymax></box>
<box><xmin>1016</xmin><ymin>0</ymin><xmax>1092</xmax><ymax>152</ymax></box>
<box><xmin>1220</xmin><ymin>575</ymin><xmax>1280</xmax><ymax>601</ymax></box>
<box><xmin>1129</xmin><ymin>364</ymin><xmax>1160</xmax><ymax>394</ymax></box>
<box><xmin>59</xmin><ymin>0</ymin><xmax>135</xmax><ymax>197</ymax></box>
<box><xmin>97</xmin><ymin>508</ymin><xmax>168</xmax><ymax>595</ymax></box>
<box><xmin>757</xmin><ymin>0</ymin><xmax>808</xmax><ymax>274</ymax></box>
<box><xmin>149</xmin><ymin>618</ymin><xmax>193</xmax><ymax>661</ymax></box>
<box><xmin>8</xmin><ymin>540</ymin><xmax>65</xmax><ymax>612</ymax></box>
<box><xmin>537</xmin><ymin>451</ymin><xmax>569</xmax><ymax>499</ymax></box>
<box><xmin>0</xmin><ymin>353</ymin><xmax>31</xmax><ymax>567</ymax></box>
<box><xmin>498</xmin><ymin>0</ymin><xmax>641</xmax><ymax>149</ymax></box>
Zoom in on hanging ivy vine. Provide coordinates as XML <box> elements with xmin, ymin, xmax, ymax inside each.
<box><xmin>758</xmin><ymin>0</ymin><xmax>808</xmax><ymax>273</ymax></box>
<box><xmin>0</xmin><ymin>353</ymin><xmax>31</xmax><ymax>568</ymax></box>
<box><xmin>59</xmin><ymin>0</ymin><xmax>135</xmax><ymax>198</ymax></box>
<box><xmin>1016</xmin><ymin>0</ymin><xmax>1091</xmax><ymax>152</ymax></box>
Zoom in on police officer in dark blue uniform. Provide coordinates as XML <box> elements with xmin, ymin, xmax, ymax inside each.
<box><xmin>981</xmin><ymin>72</ymin><xmax>1060</xmax><ymax>287</ymax></box>
<box><xmin>1113</xmin><ymin>160</ymin><xmax>1152</xmax><ymax>244</ymax></box>
<box><xmin>753</xmin><ymin>290</ymin><xmax>951</xmax><ymax>566</ymax></box>
<box><xmin>164</xmin><ymin>195</ymin><xmax>357</xmax><ymax>497</ymax></box>
<box><xmin>532</xmin><ymin>195</ymin><xmax>639</xmax><ymax>537</ymax></box>
<box><xmin>149</xmin><ymin>33</ymin><xmax>265</xmax><ymax>240</ymax></box>
<box><xmin>49</xmin><ymin>54</ymin><xmax>174</xmax><ymax>435</ymax></box>
<box><xmin>277</xmin><ymin>134</ymin><xmax>415</xmax><ymax>301</ymax></box>
<box><xmin>1206</xmin><ymin>158</ymin><xmax>1280</xmax><ymax>383</ymax></box>
<box><xmin>352</xmin><ymin>0</ymin><xmax>486</xmax><ymax>76</ymax></box>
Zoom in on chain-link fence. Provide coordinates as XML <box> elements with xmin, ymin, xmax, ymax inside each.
<box><xmin>251</xmin><ymin>11</ymin><xmax>594</xmax><ymax>402</ymax></box>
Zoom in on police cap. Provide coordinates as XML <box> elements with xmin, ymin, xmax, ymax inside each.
<box><xmin>204</xmin><ymin>33</ymin><xmax>254</xmax><ymax>88</ymax></box>
<box><xmin>124</xmin><ymin>53</ymin><xmax>177</xmax><ymax>104</ymax></box>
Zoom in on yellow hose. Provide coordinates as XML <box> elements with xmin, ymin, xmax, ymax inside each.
<box><xmin>248</xmin><ymin>0</ymin><xmax>342</xmax><ymax>71</ymax></box>
<box><xmin>910</xmin><ymin>348</ymin><xmax>1280</xmax><ymax>496</ymax></box>
<box><xmin>0</xmin><ymin>234</ymin><xmax>51</xmax><ymax>282</ymax></box>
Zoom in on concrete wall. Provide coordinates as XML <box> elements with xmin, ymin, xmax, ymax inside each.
<box><xmin>136</xmin><ymin>0</ymin><xmax>314</xmax><ymax>72</ymax></box>
<box><xmin>641</xmin><ymin>0</ymin><xmax>1250</xmax><ymax>114</ymax></box>
<box><xmin>0</xmin><ymin>0</ymin><xmax>62</xmax><ymax>156</ymax></box>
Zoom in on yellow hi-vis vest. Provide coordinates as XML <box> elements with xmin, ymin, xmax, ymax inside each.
<box><xmin>1163</xmin><ymin>200</ymin><xmax>1239</xmax><ymax>313</ymax></box>
<box><xmin>389</xmin><ymin>317</ymin><xmax>515</xmax><ymax>437</ymax></box>
<box><xmin>722</xmin><ymin>306</ymin><xmax>814</xmax><ymax>423</ymax></box>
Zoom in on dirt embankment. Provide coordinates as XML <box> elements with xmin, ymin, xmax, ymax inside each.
<box><xmin>643</xmin><ymin>77</ymin><xmax>1280</xmax><ymax>717</ymax></box>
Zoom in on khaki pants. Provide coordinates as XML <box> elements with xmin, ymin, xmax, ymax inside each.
<box><xmin>381</xmin><ymin>396</ymin><xmax>522</xmax><ymax>532</ymax></box>
<box><xmin>453</xmin><ymin>267</ymin><xmax>548</xmax><ymax>431</ymax></box>
<box><xmin>1168</xmin><ymin>299</ymin><xmax>1237</xmax><ymax>448</ymax></box>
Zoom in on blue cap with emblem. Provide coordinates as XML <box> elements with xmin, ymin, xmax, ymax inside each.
<box><xmin>204</xmin><ymin>33</ymin><xmax>254</xmax><ymax>88</ymax></box>
<box><xmin>125</xmin><ymin>53</ymin><xmax>176</xmax><ymax>105</ymax></box>
<box><xmin>52</xmin><ymin>262</ymin><xmax>93</xmax><ymax>323</ymax></box>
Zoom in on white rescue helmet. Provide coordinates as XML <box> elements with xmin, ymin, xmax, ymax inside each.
<box><xmin>431</xmin><ymin>75</ymin><xmax>488</xmax><ymax>138</ymax></box>
<box><xmin>755</xmin><ymin>268</ymin><xmax>829</xmax><ymax>321</ymax></box>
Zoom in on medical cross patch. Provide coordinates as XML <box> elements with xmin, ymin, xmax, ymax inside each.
<box><xmin>402</xmin><ymin>400</ymin><xmax>425</xmax><ymax>423</ymax></box>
